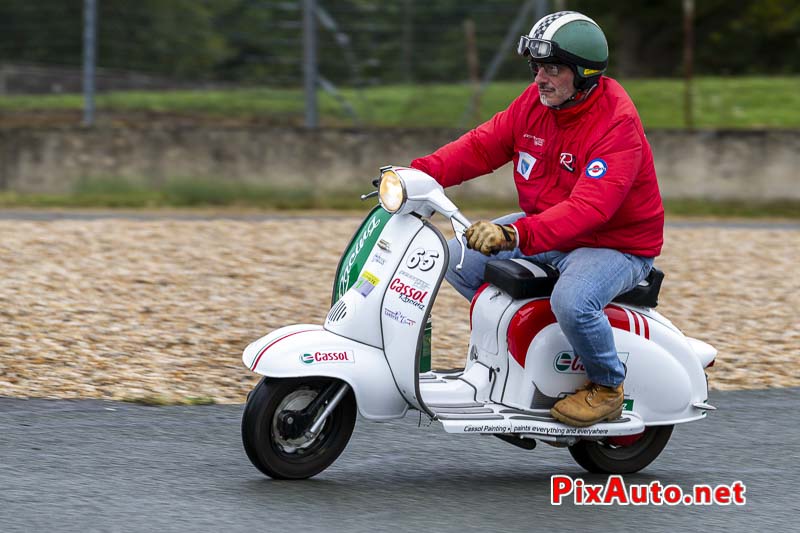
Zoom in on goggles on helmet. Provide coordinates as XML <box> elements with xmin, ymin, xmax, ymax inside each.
<box><xmin>517</xmin><ymin>36</ymin><xmax>554</xmax><ymax>59</ymax></box>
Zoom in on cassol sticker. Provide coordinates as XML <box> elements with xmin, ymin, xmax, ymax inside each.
<box><xmin>300</xmin><ymin>350</ymin><xmax>355</xmax><ymax>364</ymax></box>
<box><xmin>554</xmin><ymin>352</ymin><xmax>585</xmax><ymax>373</ymax></box>
<box><xmin>390</xmin><ymin>277</ymin><xmax>428</xmax><ymax>310</ymax></box>
<box><xmin>554</xmin><ymin>351</ymin><xmax>629</xmax><ymax>373</ymax></box>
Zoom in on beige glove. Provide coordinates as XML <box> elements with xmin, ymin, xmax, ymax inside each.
<box><xmin>465</xmin><ymin>221</ymin><xmax>517</xmax><ymax>256</ymax></box>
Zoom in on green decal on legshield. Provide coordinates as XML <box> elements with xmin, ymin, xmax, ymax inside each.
<box><xmin>331</xmin><ymin>205</ymin><xmax>392</xmax><ymax>304</ymax></box>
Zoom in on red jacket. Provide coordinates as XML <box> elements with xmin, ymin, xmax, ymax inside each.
<box><xmin>411</xmin><ymin>77</ymin><xmax>664</xmax><ymax>257</ymax></box>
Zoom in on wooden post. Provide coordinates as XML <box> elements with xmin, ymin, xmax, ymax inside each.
<box><xmin>464</xmin><ymin>18</ymin><xmax>481</xmax><ymax>123</ymax></box>
<box><xmin>683</xmin><ymin>0</ymin><xmax>695</xmax><ymax>130</ymax></box>
<box><xmin>82</xmin><ymin>0</ymin><xmax>97</xmax><ymax>126</ymax></box>
<box><xmin>402</xmin><ymin>0</ymin><xmax>414</xmax><ymax>83</ymax></box>
<box><xmin>303</xmin><ymin>0</ymin><xmax>318</xmax><ymax>129</ymax></box>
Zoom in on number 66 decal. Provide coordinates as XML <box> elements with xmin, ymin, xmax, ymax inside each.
<box><xmin>406</xmin><ymin>248</ymin><xmax>439</xmax><ymax>271</ymax></box>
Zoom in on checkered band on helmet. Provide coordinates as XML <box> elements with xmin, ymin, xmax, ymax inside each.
<box><xmin>529</xmin><ymin>11</ymin><xmax>579</xmax><ymax>40</ymax></box>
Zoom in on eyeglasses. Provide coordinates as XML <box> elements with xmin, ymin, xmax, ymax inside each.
<box><xmin>529</xmin><ymin>62</ymin><xmax>563</xmax><ymax>77</ymax></box>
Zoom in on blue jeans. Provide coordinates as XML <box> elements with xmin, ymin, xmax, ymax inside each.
<box><xmin>447</xmin><ymin>212</ymin><xmax>654</xmax><ymax>387</ymax></box>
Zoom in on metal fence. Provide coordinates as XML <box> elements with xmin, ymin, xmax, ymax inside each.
<box><xmin>0</xmin><ymin>0</ymin><xmax>571</xmax><ymax>85</ymax></box>
<box><xmin>0</xmin><ymin>0</ymin><xmax>780</xmax><ymax>127</ymax></box>
<box><xmin>0</xmin><ymin>0</ymin><xmax>559</xmax><ymax>127</ymax></box>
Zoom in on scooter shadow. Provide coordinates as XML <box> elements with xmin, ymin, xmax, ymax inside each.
<box><xmin>242</xmin><ymin>467</ymin><xmax>669</xmax><ymax>494</ymax></box>
<box><xmin>240</xmin><ymin>471</ymin><xmax>677</xmax><ymax>520</ymax></box>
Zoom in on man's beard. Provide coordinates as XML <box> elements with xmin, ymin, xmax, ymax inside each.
<box><xmin>538</xmin><ymin>84</ymin><xmax>576</xmax><ymax>108</ymax></box>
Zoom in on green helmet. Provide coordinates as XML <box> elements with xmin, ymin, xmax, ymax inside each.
<box><xmin>517</xmin><ymin>11</ymin><xmax>608</xmax><ymax>89</ymax></box>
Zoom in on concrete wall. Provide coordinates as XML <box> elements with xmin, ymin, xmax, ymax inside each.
<box><xmin>0</xmin><ymin>126</ymin><xmax>797</xmax><ymax>200</ymax></box>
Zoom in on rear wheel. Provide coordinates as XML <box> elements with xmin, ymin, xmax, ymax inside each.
<box><xmin>242</xmin><ymin>377</ymin><xmax>357</xmax><ymax>479</ymax></box>
<box><xmin>568</xmin><ymin>425</ymin><xmax>674</xmax><ymax>474</ymax></box>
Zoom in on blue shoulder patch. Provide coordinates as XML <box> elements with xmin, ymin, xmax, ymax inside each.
<box><xmin>585</xmin><ymin>158</ymin><xmax>608</xmax><ymax>179</ymax></box>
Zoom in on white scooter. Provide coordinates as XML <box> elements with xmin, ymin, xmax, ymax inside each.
<box><xmin>241</xmin><ymin>166</ymin><xmax>717</xmax><ymax>479</ymax></box>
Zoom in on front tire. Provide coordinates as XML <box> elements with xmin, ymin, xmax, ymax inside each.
<box><xmin>568</xmin><ymin>425</ymin><xmax>674</xmax><ymax>474</ymax></box>
<box><xmin>242</xmin><ymin>377</ymin><xmax>357</xmax><ymax>479</ymax></box>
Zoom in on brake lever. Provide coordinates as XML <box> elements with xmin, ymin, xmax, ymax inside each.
<box><xmin>450</xmin><ymin>215</ymin><xmax>470</xmax><ymax>271</ymax></box>
<box><xmin>361</xmin><ymin>176</ymin><xmax>382</xmax><ymax>201</ymax></box>
<box><xmin>360</xmin><ymin>190</ymin><xmax>379</xmax><ymax>201</ymax></box>
<box><xmin>455</xmin><ymin>230</ymin><xmax>467</xmax><ymax>271</ymax></box>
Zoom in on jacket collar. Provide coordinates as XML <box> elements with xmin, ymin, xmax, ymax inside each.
<box><xmin>549</xmin><ymin>77</ymin><xmax>604</xmax><ymax>126</ymax></box>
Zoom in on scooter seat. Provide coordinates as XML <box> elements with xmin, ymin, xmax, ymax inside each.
<box><xmin>483</xmin><ymin>259</ymin><xmax>664</xmax><ymax>308</ymax></box>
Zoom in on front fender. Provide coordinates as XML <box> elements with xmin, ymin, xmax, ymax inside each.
<box><xmin>243</xmin><ymin>325</ymin><xmax>408</xmax><ymax>420</ymax></box>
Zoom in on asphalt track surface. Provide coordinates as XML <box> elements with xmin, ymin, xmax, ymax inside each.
<box><xmin>1</xmin><ymin>387</ymin><xmax>797</xmax><ymax>532</ymax></box>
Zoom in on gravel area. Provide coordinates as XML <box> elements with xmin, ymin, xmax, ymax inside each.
<box><xmin>0</xmin><ymin>216</ymin><xmax>797</xmax><ymax>404</ymax></box>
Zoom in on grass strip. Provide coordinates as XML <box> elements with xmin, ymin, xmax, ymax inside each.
<box><xmin>1</xmin><ymin>77</ymin><xmax>799</xmax><ymax>129</ymax></box>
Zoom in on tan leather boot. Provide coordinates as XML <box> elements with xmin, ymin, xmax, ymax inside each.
<box><xmin>550</xmin><ymin>381</ymin><xmax>624</xmax><ymax>427</ymax></box>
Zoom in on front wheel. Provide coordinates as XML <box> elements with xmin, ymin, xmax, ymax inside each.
<box><xmin>242</xmin><ymin>377</ymin><xmax>357</xmax><ymax>479</ymax></box>
<box><xmin>568</xmin><ymin>425</ymin><xmax>674</xmax><ymax>474</ymax></box>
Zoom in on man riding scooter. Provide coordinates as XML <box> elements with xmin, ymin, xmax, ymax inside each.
<box><xmin>410</xmin><ymin>10</ymin><xmax>664</xmax><ymax>427</ymax></box>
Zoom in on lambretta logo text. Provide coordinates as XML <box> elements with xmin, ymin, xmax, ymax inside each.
<box><xmin>390</xmin><ymin>278</ymin><xmax>428</xmax><ymax>310</ymax></box>
<box><xmin>300</xmin><ymin>351</ymin><xmax>354</xmax><ymax>365</ymax></box>
<box><xmin>338</xmin><ymin>216</ymin><xmax>382</xmax><ymax>296</ymax></box>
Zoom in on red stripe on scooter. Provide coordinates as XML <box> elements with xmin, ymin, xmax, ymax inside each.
<box><xmin>604</xmin><ymin>305</ymin><xmax>631</xmax><ymax>332</ymax></box>
<box><xmin>469</xmin><ymin>283</ymin><xmax>490</xmax><ymax>330</ymax></box>
<box><xmin>249</xmin><ymin>329</ymin><xmax>318</xmax><ymax>371</ymax></box>
<box><xmin>628</xmin><ymin>309</ymin><xmax>650</xmax><ymax>340</ymax></box>
<box><xmin>507</xmin><ymin>300</ymin><xmax>557</xmax><ymax>368</ymax></box>
<box><xmin>606</xmin><ymin>305</ymin><xmax>651</xmax><ymax>340</ymax></box>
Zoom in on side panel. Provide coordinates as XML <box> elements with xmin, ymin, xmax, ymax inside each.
<box><xmin>476</xmin><ymin>295</ymin><xmax>711</xmax><ymax>425</ymax></box>
<box><xmin>523</xmin><ymin>326</ymin><xmax>696</xmax><ymax>422</ymax></box>
<box><xmin>243</xmin><ymin>326</ymin><xmax>408</xmax><ymax>420</ymax></box>
<box><xmin>514</xmin><ymin>305</ymin><xmax>708</xmax><ymax>424</ymax></box>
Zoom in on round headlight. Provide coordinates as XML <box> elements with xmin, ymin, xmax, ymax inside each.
<box><xmin>379</xmin><ymin>170</ymin><xmax>406</xmax><ymax>213</ymax></box>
